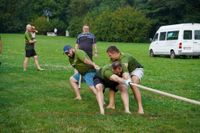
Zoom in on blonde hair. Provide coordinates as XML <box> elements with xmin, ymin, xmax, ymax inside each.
<box><xmin>26</xmin><ymin>24</ymin><xmax>32</xmax><ymax>30</ymax></box>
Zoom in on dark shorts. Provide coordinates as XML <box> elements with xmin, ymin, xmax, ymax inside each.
<box><xmin>25</xmin><ymin>49</ymin><xmax>37</xmax><ymax>57</ymax></box>
<box><xmin>93</xmin><ymin>76</ymin><xmax>119</xmax><ymax>92</ymax></box>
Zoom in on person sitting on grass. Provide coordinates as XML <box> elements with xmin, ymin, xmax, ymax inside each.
<box><xmin>23</xmin><ymin>24</ymin><xmax>44</xmax><ymax>71</ymax></box>
<box><xmin>94</xmin><ymin>61</ymin><xmax>132</xmax><ymax>115</ymax></box>
<box><xmin>63</xmin><ymin>45</ymin><xmax>99</xmax><ymax>100</ymax></box>
<box><xmin>106</xmin><ymin>45</ymin><xmax>144</xmax><ymax>114</ymax></box>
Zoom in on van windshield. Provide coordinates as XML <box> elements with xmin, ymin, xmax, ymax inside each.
<box><xmin>167</xmin><ymin>31</ymin><xmax>179</xmax><ymax>40</ymax></box>
<box><xmin>153</xmin><ymin>33</ymin><xmax>158</xmax><ymax>41</ymax></box>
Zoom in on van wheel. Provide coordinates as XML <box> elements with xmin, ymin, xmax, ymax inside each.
<box><xmin>149</xmin><ymin>50</ymin><xmax>154</xmax><ymax>57</ymax></box>
<box><xmin>170</xmin><ymin>50</ymin><xmax>175</xmax><ymax>59</ymax></box>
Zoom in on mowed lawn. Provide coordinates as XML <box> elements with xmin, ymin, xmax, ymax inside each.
<box><xmin>0</xmin><ymin>34</ymin><xmax>200</xmax><ymax>133</ymax></box>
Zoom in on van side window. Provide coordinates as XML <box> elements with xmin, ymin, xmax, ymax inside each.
<box><xmin>184</xmin><ymin>30</ymin><xmax>192</xmax><ymax>40</ymax></box>
<box><xmin>167</xmin><ymin>31</ymin><xmax>179</xmax><ymax>40</ymax></box>
<box><xmin>153</xmin><ymin>33</ymin><xmax>158</xmax><ymax>41</ymax></box>
<box><xmin>195</xmin><ymin>30</ymin><xmax>200</xmax><ymax>40</ymax></box>
<box><xmin>159</xmin><ymin>32</ymin><xmax>166</xmax><ymax>41</ymax></box>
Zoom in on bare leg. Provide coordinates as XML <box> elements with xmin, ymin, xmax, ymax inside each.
<box><xmin>118</xmin><ymin>84</ymin><xmax>131</xmax><ymax>114</ymax></box>
<box><xmin>106</xmin><ymin>90</ymin><xmax>116</xmax><ymax>109</ymax></box>
<box><xmin>89</xmin><ymin>86</ymin><xmax>97</xmax><ymax>95</ymax></box>
<box><xmin>95</xmin><ymin>84</ymin><xmax>105</xmax><ymax>115</ymax></box>
<box><xmin>69</xmin><ymin>76</ymin><xmax>81</xmax><ymax>100</ymax></box>
<box><xmin>131</xmin><ymin>76</ymin><xmax>144</xmax><ymax>114</ymax></box>
<box><xmin>34</xmin><ymin>55</ymin><xmax>44</xmax><ymax>70</ymax></box>
<box><xmin>73</xmin><ymin>69</ymin><xmax>81</xmax><ymax>89</ymax></box>
<box><xmin>23</xmin><ymin>57</ymin><xmax>29</xmax><ymax>71</ymax></box>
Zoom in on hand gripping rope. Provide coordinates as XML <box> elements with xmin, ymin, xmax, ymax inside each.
<box><xmin>129</xmin><ymin>82</ymin><xmax>200</xmax><ymax>106</ymax></box>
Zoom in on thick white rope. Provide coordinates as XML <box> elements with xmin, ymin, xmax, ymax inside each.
<box><xmin>130</xmin><ymin>83</ymin><xmax>200</xmax><ymax>106</ymax></box>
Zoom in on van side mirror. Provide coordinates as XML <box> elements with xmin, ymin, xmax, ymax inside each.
<box><xmin>150</xmin><ymin>38</ymin><xmax>152</xmax><ymax>42</ymax></box>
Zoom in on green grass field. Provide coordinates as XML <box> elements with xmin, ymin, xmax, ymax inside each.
<box><xmin>0</xmin><ymin>34</ymin><xmax>200</xmax><ymax>133</ymax></box>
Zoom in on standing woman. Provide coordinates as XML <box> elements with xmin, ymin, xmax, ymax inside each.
<box><xmin>23</xmin><ymin>24</ymin><xmax>44</xmax><ymax>71</ymax></box>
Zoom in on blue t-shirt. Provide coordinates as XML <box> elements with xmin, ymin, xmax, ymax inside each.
<box><xmin>76</xmin><ymin>32</ymin><xmax>96</xmax><ymax>58</ymax></box>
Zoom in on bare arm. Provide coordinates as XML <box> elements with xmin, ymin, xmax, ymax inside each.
<box><xmin>93</xmin><ymin>43</ymin><xmax>98</xmax><ymax>57</ymax></box>
<box><xmin>28</xmin><ymin>40</ymin><xmax>36</xmax><ymax>44</ymax></box>
<box><xmin>84</xmin><ymin>58</ymin><xmax>99</xmax><ymax>69</ymax></box>
<box><xmin>109</xmin><ymin>73</ymin><xmax>132</xmax><ymax>86</ymax></box>
<box><xmin>123</xmin><ymin>72</ymin><xmax>131</xmax><ymax>80</ymax></box>
<box><xmin>109</xmin><ymin>74</ymin><xmax>125</xmax><ymax>84</ymax></box>
<box><xmin>75</xmin><ymin>43</ymin><xmax>79</xmax><ymax>50</ymax></box>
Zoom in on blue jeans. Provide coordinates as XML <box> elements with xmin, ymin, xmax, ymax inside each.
<box><xmin>73</xmin><ymin>71</ymin><xmax>96</xmax><ymax>87</ymax></box>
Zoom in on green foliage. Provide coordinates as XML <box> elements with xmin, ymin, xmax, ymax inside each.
<box><xmin>83</xmin><ymin>7</ymin><xmax>152</xmax><ymax>42</ymax></box>
<box><xmin>67</xmin><ymin>17</ymin><xmax>84</xmax><ymax>37</ymax></box>
<box><xmin>141</xmin><ymin>0</ymin><xmax>200</xmax><ymax>37</ymax></box>
<box><xmin>50</xmin><ymin>19</ymin><xmax>67</xmax><ymax>35</ymax></box>
<box><xmin>68</xmin><ymin>0</ymin><xmax>94</xmax><ymax>17</ymax></box>
<box><xmin>84</xmin><ymin>10</ymin><xmax>113</xmax><ymax>41</ymax></box>
<box><xmin>0</xmin><ymin>0</ymin><xmax>32</xmax><ymax>33</ymax></box>
<box><xmin>0</xmin><ymin>0</ymin><xmax>200</xmax><ymax>41</ymax></box>
<box><xmin>31</xmin><ymin>17</ymin><xmax>51</xmax><ymax>35</ymax></box>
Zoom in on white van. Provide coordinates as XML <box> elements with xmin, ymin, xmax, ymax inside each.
<box><xmin>149</xmin><ymin>23</ymin><xmax>200</xmax><ymax>58</ymax></box>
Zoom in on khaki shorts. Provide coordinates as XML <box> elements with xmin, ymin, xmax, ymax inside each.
<box><xmin>130</xmin><ymin>68</ymin><xmax>144</xmax><ymax>80</ymax></box>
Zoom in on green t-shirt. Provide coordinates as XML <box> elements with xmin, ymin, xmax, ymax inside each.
<box><xmin>111</xmin><ymin>53</ymin><xmax>143</xmax><ymax>73</ymax></box>
<box><xmin>96</xmin><ymin>64</ymin><xmax>127</xmax><ymax>80</ymax></box>
<box><xmin>25</xmin><ymin>31</ymin><xmax>34</xmax><ymax>50</ymax></box>
<box><xmin>69</xmin><ymin>49</ymin><xmax>95</xmax><ymax>75</ymax></box>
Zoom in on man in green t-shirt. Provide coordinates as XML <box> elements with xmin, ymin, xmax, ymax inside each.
<box><xmin>63</xmin><ymin>45</ymin><xmax>99</xmax><ymax>100</ymax></box>
<box><xmin>23</xmin><ymin>24</ymin><xmax>44</xmax><ymax>71</ymax></box>
<box><xmin>106</xmin><ymin>45</ymin><xmax>144</xmax><ymax>114</ymax></box>
<box><xmin>94</xmin><ymin>61</ymin><xmax>131</xmax><ymax>115</ymax></box>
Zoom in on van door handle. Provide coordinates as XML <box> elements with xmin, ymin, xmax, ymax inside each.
<box><xmin>194</xmin><ymin>42</ymin><xmax>198</xmax><ymax>43</ymax></box>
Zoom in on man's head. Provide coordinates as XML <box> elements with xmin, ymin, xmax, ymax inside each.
<box><xmin>26</xmin><ymin>24</ymin><xmax>32</xmax><ymax>32</ymax></box>
<box><xmin>111</xmin><ymin>61</ymin><xmax>123</xmax><ymax>76</ymax></box>
<box><xmin>63</xmin><ymin>45</ymin><xmax>74</xmax><ymax>57</ymax></box>
<box><xmin>106</xmin><ymin>46</ymin><xmax>121</xmax><ymax>61</ymax></box>
<box><xmin>82</xmin><ymin>25</ymin><xmax>89</xmax><ymax>33</ymax></box>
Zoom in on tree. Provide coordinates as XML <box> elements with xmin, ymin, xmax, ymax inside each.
<box><xmin>83</xmin><ymin>7</ymin><xmax>152</xmax><ymax>42</ymax></box>
<box><xmin>32</xmin><ymin>17</ymin><xmax>51</xmax><ymax>35</ymax></box>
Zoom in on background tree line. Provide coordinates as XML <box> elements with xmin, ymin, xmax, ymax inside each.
<box><xmin>0</xmin><ymin>0</ymin><xmax>200</xmax><ymax>42</ymax></box>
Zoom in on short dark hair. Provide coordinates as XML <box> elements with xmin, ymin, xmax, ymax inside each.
<box><xmin>111</xmin><ymin>61</ymin><xmax>122</xmax><ymax>69</ymax></box>
<box><xmin>106</xmin><ymin>45</ymin><xmax>120</xmax><ymax>53</ymax></box>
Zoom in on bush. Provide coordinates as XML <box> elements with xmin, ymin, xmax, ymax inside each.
<box><xmin>31</xmin><ymin>17</ymin><xmax>52</xmax><ymax>35</ymax></box>
<box><xmin>50</xmin><ymin>19</ymin><xmax>67</xmax><ymax>35</ymax></box>
<box><xmin>67</xmin><ymin>17</ymin><xmax>84</xmax><ymax>37</ymax></box>
<box><xmin>84</xmin><ymin>7</ymin><xmax>153</xmax><ymax>42</ymax></box>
